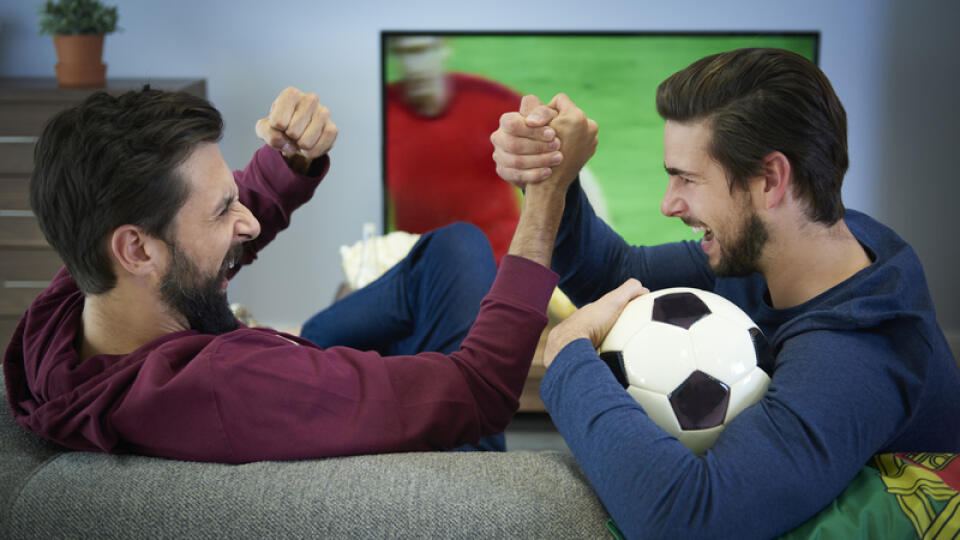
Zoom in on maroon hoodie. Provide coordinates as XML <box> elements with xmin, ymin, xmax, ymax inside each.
<box><xmin>4</xmin><ymin>146</ymin><xmax>556</xmax><ymax>463</ymax></box>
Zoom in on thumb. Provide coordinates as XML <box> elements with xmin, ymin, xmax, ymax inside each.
<box><xmin>547</xmin><ymin>92</ymin><xmax>575</xmax><ymax>112</ymax></box>
<box><xmin>607</xmin><ymin>278</ymin><xmax>648</xmax><ymax>305</ymax></box>
<box><xmin>256</xmin><ymin>117</ymin><xmax>299</xmax><ymax>156</ymax></box>
<box><xmin>590</xmin><ymin>279</ymin><xmax>649</xmax><ymax>343</ymax></box>
<box><xmin>519</xmin><ymin>94</ymin><xmax>544</xmax><ymax>116</ymax></box>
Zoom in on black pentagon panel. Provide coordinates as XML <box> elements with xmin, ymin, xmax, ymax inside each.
<box><xmin>652</xmin><ymin>292</ymin><xmax>712</xmax><ymax>330</ymax></box>
<box><xmin>599</xmin><ymin>351</ymin><xmax>630</xmax><ymax>389</ymax></box>
<box><xmin>668</xmin><ymin>370</ymin><xmax>730</xmax><ymax>430</ymax></box>
<box><xmin>750</xmin><ymin>327</ymin><xmax>775</xmax><ymax>377</ymax></box>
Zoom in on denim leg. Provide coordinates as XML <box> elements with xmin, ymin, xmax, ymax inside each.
<box><xmin>299</xmin><ymin>222</ymin><xmax>505</xmax><ymax>451</ymax></box>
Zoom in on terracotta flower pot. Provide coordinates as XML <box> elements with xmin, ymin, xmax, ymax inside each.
<box><xmin>52</xmin><ymin>34</ymin><xmax>107</xmax><ymax>88</ymax></box>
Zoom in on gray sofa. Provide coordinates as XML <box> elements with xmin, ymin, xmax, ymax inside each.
<box><xmin>0</xmin><ymin>371</ymin><xmax>613</xmax><ymax>539</ymax></box>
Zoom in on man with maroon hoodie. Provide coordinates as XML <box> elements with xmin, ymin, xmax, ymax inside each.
<box><xmin>3</xmin><ymin>86</ymin><xmax>614</xmax><ymax>463</ymax></box>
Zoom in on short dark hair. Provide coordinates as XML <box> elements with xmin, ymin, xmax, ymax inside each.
<box><xmin>656</xmin><ymin>48</ymin><xmax>848</xmax><ymax>224</ymax></box>
<box><xmin>30</xmin><ymin>88</ymin><xmax>223</xmax><ymax>294</ymax></box>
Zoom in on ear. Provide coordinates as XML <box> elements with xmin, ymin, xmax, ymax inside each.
<box><xmin>109</xmin><ymin>225</ymin><xmax>166</xmax><ymax>278</ymax></box>
<box><xmin>756</xmin><ymin>151</ymin><xmax>792</xmax><ymax>210</ymax></box>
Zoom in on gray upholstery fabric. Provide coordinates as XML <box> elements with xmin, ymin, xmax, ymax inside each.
<box><xmin>0</xmin><ymin>371</ymin><xmax>611</xmax><ymax>539</ymax></box>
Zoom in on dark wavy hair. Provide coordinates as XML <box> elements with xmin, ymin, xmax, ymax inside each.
<box><xmin>30</xmin><ymin>88</ymin><xmax>223</xmax><ymax>294</ymax></box>
<box><xmin>656</xmin><ymin>48</ymin><xmax>849</xmax><ymax>224</ymax></box>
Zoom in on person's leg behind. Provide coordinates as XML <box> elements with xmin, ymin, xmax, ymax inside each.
<box><xmin>300</xmin><ymin>222</ymin><xmax>506</xmax><ymax>451</ymax></box>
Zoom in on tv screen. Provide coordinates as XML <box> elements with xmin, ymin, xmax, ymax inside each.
<box><xmin>382</xmin><ymin>32</ymin><xmax>819</xmax><ymax>260</ymax></box>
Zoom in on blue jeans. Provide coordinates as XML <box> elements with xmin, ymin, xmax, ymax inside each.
<box><xmin>300</xmin><ymin>222</ymin><xmax>505</xmax><ymax>451</ymax></box>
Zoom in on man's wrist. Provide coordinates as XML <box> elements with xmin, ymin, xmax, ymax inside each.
<box><xmin>544</xmin><ymin>326</ymin><xmax>589</xmax><ymax>368</ymax></box>
<box><xmin>283</xmin><ymin>152</ymin><xmax>312</xmax><ymax>175</ymax></box>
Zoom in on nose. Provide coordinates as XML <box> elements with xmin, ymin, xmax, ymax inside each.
<box><xmin>660</xmin><ymin>177</ymin><xmax>687</xmax><ymax>218</ymax></box>
<box><xmin>235</xmin><ymin>202</ymin><xmax>261</xmax><ymax>242</ymax></box>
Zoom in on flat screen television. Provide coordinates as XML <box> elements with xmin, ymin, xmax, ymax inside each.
<box><xmin>381</xmin><ymin>31</ymin><xmax>819</xmax><ymax>255</ymax></box>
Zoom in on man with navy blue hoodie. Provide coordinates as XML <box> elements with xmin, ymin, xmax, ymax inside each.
<box><xmin>490</xmin><ymin>48</ymin><xmax>960</xmax><ymax>538</ymax></box>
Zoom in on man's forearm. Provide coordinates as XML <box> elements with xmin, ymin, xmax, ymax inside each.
<box><xmin>507</xmin><ymin>183</ymin><xmax>567</xmax><ymax>269</ymax></box>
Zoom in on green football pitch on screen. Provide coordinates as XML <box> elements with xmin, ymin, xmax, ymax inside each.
<box><xmin>385</xmin><ymin>33</ymin><xmax>818</xmax><ymax>246</ymax></box>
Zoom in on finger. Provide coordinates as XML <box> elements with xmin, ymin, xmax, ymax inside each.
<box><xmin>295</xmin><ymin>104</ymin><xmax>330</xmax><ymax>150</ymax></box>
<box><xmin>495</xmin><ymin>163</ymin><xmax>552</xmax><ymax>185</ymax></box>
<box><xmin>499</xmin><ymin>112</ymin><xmax>557</xmax><ymax>142</ymax></box>
<box><xmin>268</xmin><ymin>87</ymin><xmax>303</xmax><ymax>131</ymax></box>
<box><xmin>519</xmin><ymin>94</ymin><xmax>544</xmax><ymax>116</ymax></box>
<box><xmin>525</xmin><ymin>104</ymin><xmax>560</xmax><ymax>127</ymax></box>
<box><xmin>490</xmin><ymin>129</ymin><xmax>561</xmax><ymax>155</ymax></box>
<box><xmin>255</xmin><ymin>117</ymin><xmax>299</xmax><ymax>155</ymax></box>
<box><xmin>285</xmin><ymin>93</ymin><xmax>320</xmax><ymax>142</ymax></box>
<box><xmin>309</xmin><ymin>120</ymin><xmax>338</xmax><ymax>159</ymax></box>
<box><xmin>493</xmin><ymin>147</ymin><xmax>562</xmax><ymax>171</ymax></box>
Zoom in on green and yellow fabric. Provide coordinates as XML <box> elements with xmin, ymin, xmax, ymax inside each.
<box><xmin>782</xmin><ymin>453</ymin><xmax>959</xmax><ymax>539</ymax></box>
<box><xmin>607</xmin><ymin>453</ymin><xmax>959</xmax><ymax>539</ymax></box>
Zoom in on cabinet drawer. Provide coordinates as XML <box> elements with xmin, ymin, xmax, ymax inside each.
<box><xmin>0</xmin><ymin>176</ymin><xmax>31</xmax><ymax>210</ymax></box>
<box><xmin>1</xmin><ymin>315</ymin><xmax>21</xmax><ymax>352</ymax></box>
<box><xmin>0</xmin><ymin>214</ymin><xmax>48</xmax><ymax>248</ymax></box>
<box><xmin>0</xmin><ymin>142</ymin><xmax>35</xmax><ymax>174</ymax></box>
<box><xmin>0</xmin><ymin>102</ymin><xmax>76</xmax><ymax>137</ymax></box>
<box><xmin>0</xmin><ymin>249</ymin><xmax>63</xmax><ymax>282</ymax></box>
<box><xmin>0</xmin><ymin>284</ymin><xmax>46</xmax><ymax>317</ymax></box>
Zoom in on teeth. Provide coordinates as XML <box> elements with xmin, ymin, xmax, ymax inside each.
<box><xmin>692</xmin><ymin>226</ymin><xmax>704</xmax><ymax>235</ymax></box>
<box><xmin>228</xmin><ymin>261</ymin><xmax>236</xmax><ymax>269</ymax></box>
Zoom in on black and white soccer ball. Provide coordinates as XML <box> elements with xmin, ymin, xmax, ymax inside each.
<box><xmin>598</xmin><ymin>287</ymin><xmax>774</xmax><ymax>455</ymax></box>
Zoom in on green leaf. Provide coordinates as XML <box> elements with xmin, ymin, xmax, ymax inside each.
<box><xmin>38</xmin><ymin>0</ymin><xmax>120</xmax><ymax>36</ymax></box>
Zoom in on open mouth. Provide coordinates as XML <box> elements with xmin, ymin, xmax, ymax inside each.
<box><xmin>691</xmin><ymin>225</ymin><xmax>714</xmax><ymax>242</ymax></box>
<box><xmin>222</xmin><ymin>244</ymin><xmax>244</xmax><ymax>274</ymax></box>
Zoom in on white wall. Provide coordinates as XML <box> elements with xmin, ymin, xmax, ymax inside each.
<box><xmin>1</xmin><ymin>0</ymin><xmax>957</xmax><ymax>352</ymax></box>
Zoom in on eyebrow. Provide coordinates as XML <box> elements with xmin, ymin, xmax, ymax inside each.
<box><xmin>664</xmin><ymin>165</ymin><xmax>702</xmax><ymax>178</ymax></box>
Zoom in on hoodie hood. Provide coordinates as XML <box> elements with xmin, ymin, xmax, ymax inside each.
<box><xmin>717</xmin><ymin>209</ymin><xmax>946</xmax><ymax>356</ymax></box>
<box><xmin>3</xmin><ymin>268</ymin><xmax>195</xmax><ymax>452</ymax></box>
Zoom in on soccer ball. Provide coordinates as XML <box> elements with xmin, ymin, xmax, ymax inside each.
<box><xmin>598</xmin><ymin>287</ymin><xmax>774</xmax><ymax>455</ymax></box>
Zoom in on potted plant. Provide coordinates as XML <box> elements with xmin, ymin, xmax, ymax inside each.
<box><xmin>38</xmin><ymin>0</ymin><xmax>119</xmax><ymax>88</ymax></box>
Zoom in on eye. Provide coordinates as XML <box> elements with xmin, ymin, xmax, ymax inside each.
<box><xmin>218</xmin><ymin>195</ymin><xmax>238</xmax><ymax>218</ymax></box>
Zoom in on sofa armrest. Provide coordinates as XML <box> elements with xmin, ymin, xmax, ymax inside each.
<box><xmin>2</xmin><ymin>372</ymin><xmax>609</xmax><ymax>538</ymax></box>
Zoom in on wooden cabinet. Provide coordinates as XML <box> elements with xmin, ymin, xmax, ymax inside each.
<box><xmin>0</xmin><ymin>77</ymin><xmax>206</xmax><ymax>352</ymax></box>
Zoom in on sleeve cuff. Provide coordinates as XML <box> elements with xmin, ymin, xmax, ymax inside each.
<box><xmin>541</xmin><ymin>337</ymin><xmax>601</xmax><ymax>406</ymax></box>
<box><xmin>490</xmin><ymin>255</ymin><xmax>559</xmax><ymax>315</ymax></box>
<box><xmin>254</xmin><ymin>145</ymin><xmax>331</xmax><ymax>181</ymax></box>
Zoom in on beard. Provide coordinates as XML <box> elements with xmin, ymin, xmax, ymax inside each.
<box><xmin>159</xmin><ymin>241</ymin><xmax>244</xmax><ymax>335</ymax></box>
<box><xmin>713</xmin><ymin>211</ymin><xmax>769</xmax><ymax>278</ymax></box>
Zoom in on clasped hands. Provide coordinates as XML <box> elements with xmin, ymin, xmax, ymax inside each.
<box><xmin>492</xmin><ymin>94</ymin><xmax>648</xmax><ymax>368</ymax></box>
<box><xmin>491</xmin><ymin>93</ymin><xmax>598</xmax><ymax>193</ymax></box>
